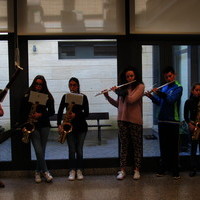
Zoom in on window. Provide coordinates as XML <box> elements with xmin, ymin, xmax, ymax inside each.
<box><xmin>28</xmin><ymin>39</ymin><xmax>118</xmax><ymax>160</ymax></box>
<box><xmin>0</xmin><ymin>40</ymin><xmax>11</xmax><ymax>161</ymax></box>
<box><xmin>58</xmin><ymin>41</ymin><xmax>117</xmax><ymax>59</ymax></box>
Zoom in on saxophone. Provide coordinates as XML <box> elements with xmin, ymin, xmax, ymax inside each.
<box><xmin>58</xmin><ymin>103</ymin><xmax>74</xmax><ymax>144</ymax></box>
<box><xmin>21</xmin><ymin>102</ymin><xmax>39</xmax><ymax>143</ymax></box>
<box><xmin>192</xmin><ymin>121</ymin><xmax>200</xmax><ymax>140</ymax></box>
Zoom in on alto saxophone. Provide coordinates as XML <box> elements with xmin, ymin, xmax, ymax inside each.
<box><xmin>192</xmin><ymin>121</ymin><xmax>200</xmax><ymax>140</ymax></box>
<box><xmin>58</xmin><ymin>102</ymin><xmax>74</xmax><ymax>144</ymax></box>
<box><xmin>21</xmin><ymin>102</ymin><xmax>39</xmax><ymax>143</ymax></box>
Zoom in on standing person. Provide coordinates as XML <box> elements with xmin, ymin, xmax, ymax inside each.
<box><xmin>0</xmin><ymin>103</ymin><xmax>5</xmax><ymax>188</ymax></box>
<box><xmin>20</xmin><ymin>75</ymin><xmax>55</xmax><ymax>183</ymax></box>
<box><xmin>57</xmin><ymin>77</ymin><xmax>89</xmax><ymax>181</ymax></box>
<box><xmin>103</xmin><ymin>67</ymin><xmax>144</xmax><ymax>180</ymax></box>
<box><xmin>145</xmin><ymin>66</ymin><xmax>182</xmax><ymax>179</ymax></box>
<box><xmin>184</xmin><ymin>83</ymin><xmax>200</xmax><ymax>177</ymax></box>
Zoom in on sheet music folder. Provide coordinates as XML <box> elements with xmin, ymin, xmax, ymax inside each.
<box><xmin>65</xmin><ymin>93</ymin><xmax>83</xmax><ymax>105</ymax></box>
<box><xmin>29</xmin><ymin>91</ymin><xmax>48</xmax><ymax>105</ymax></box>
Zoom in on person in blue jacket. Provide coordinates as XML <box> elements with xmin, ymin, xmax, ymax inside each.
<box><xmin>145</xmin><ymin>66</ymin><xmax>182</xmax><ymax>179</ymax></box>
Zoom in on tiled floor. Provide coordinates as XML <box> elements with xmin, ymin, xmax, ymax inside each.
<box><xmin>0</xmin><ymin>171</ymin><xmax>199</xmax><ymax>200</ymax></box>
<box><xmin>0</xmin><ymin>128</ymin><xmax>195</xmax><ymax>200</ymax></box>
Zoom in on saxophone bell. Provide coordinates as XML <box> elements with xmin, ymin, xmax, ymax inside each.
<box><xmin>21</xmin><ymin>102</ymin><xmax>39</xmax><ymax>144</ymax></box>
<box><xmin>62</xmin><ymin>122</ymin><xmax>73</xmax><ymax>133</ymax></box>
<box><xmin>21</xmin><ymin>122</ymin><xmax>35</xmax><ymax>144</ymax></box>
<box><xmin>58</xmin><ymin>122</ymin><xmax>73</xmax><ymax>144</ymax></box>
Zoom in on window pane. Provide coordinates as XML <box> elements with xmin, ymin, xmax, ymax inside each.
<box><xmin>131</xmin><ymin>0</ymin><xmax>200</xmax><ymax>34</ymax></box>
<box><xmin>0</xmin><ymin>40</ymin><xmax>11</xmax><ymax>161</ymax></box>
<box><xmin>142</xmin><ymin>45</ymin><xmax>160</xmax><ymax>157</ymax></box>
<box><xmin>0</xmin><ymin>0</ymin><xmax>14</xmax><ymax>32</ymax></box>
<box><xmin>18</xmin><ymin>0</ymin><xmax>125</xmax><ymax>35</ymax></box>
<box><xmin>28</xmin><ymin>39</ymin><xmax>118</xmax><ymax>160</ymax></box>
<box><xmin>58</xmin><ymin>41</ymin><xmax>117</xmax><ymax>59</ymax></box>
<box><xmin>173</xmin><ymin>45</ymin><xmax>190</xmax><ymax>155</ymax></box>
<box><xmin>142</xmin><ymin>45</ymin><xmax>191</xmax><ymax>157</ymax></box>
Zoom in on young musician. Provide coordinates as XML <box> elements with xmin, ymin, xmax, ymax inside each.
<box><xmin>184</xmin><ymin>83</ymin><xmax>200</xmax><ymax>177</ymax></box>
<box><xmin>0</xmin><ymin>103</ymin><xmax>5</xmax><ymax>188</ymax></box>
<box><xmin>57</xmin><ymin>77</ymin><xmax>89</xmax><ymax>181</ymax></box>
<box><xmin>103</xmin><ymin>67</ymin><xmax>144</xmax><ymax>180</ymax></box>
<box><xmin>20</xmin><ymin>75</ymin><xmax>55</xmax><ymax>183</ymax></box>
<box><xmin>145</xmin><ymin>66</ymin><xmax>182</xmax><ymax>179</ymax></box>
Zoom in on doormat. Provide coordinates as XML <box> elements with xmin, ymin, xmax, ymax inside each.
<box><xmin>144</xmin><ymin>134</ymin><xmax>157</xmax><ymax>140</ymax></box>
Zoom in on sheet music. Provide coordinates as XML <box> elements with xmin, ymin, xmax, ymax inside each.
<box><xmin>65</xmin><ymin>93</ymin><xmax>83</xmax><ymax>105</ymax></box>
<box><xmin>29</xmin><ymin>91</ymin><xmax>48</xmax><ymax>105</ymax></box>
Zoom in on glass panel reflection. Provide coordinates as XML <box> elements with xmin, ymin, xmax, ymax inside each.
<box><xmin>28</xmin><ymin>39</ymin><xmax>118</xmax><ymax>160</ymax></box>
<box><xmin>0</xmin><ymin>40</ymin><xmax>11</xmax><ymax>161</ymax></box>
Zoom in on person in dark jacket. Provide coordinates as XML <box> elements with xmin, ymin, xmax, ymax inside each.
<box><xmin>21</xmin><ymin>75</ymin><xmax>55</xmax><ymax>183</ymax></box>
<box><xmin>145</xmin><ymin>66</ymin><xmax>182</xmax><ymax>179</ymax></box>
<box><xmin>57</xmin><ymin>77</ymin><xmax>89</xmax><ymax>181</ymax></box>
<box><xmin>184</xmin><ymin>83</ymin><xmax>200</xmax><ymax>177</ymax></box>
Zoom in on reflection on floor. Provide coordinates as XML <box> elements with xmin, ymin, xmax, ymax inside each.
<box><xmin>0</xmin><ymin>172</ymin><xmax>200</xmax><ymax>200</ymax></box>
<box><xmin>0</xmin><ymin>128</ymin><xmax>190</xmax><ymax>161</ymax></box>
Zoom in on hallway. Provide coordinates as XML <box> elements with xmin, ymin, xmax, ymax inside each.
<box><xmin>0</xmin><ymin>171</ymin><xmax>198</xmax><ymax>200</ymax></box>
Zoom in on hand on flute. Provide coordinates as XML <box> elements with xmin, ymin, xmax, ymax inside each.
<box><xmin>103</xmin><ymin>86</ymin><xmax>118</xmax><ymax>98</ymax></box>
<box><xmin>144</xmin><ymin>88</ymin><xmax>159</xmax><ymax>98</ymax></box>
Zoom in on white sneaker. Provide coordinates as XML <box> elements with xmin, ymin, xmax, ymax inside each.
<box><xmin>43</xmin><ymin>171</ymin><xmax>53</xmax><ymax>183</ymax></box>
<box><xmin>68</xmin><ymin>170</ymin><xmax>76</xmax><ymax>181</ymax></box>
<box><xmin>35</xmin><ymin>172</ymin><xmax>42</xmax><ymax>183</ymax></box>
<box><xmin>133</xmin><ymin>170</ymin><xmax>140</xmax><ymax>180</ymax></box>
<box><xmin>116</xmin><ymin>170</ymin><xmax>126</xmax><ymax>180</ymax></box>
<box><xmin>77</xmin><ymin>169</ymin><xmax>84</xmax><ymax>180</ymax></box>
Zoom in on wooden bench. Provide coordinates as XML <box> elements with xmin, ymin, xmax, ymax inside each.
<box><xmin>49</xmin><ymin>112</ymin><xmax>111</xmax><ymax>145</ymax></box>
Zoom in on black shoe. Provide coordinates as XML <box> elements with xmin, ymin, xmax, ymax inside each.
<box><xmin>156</xmin><ymin>169</ymin><xmax>165</xmax><ymax>177</ymax></box>
<box><xmin>156</xmin><ymin>172</ymin><xmax>165</xmax><ymax>177</ymax></box>
<box><xmin>173</xmin><ymin>172</ymin><xmax>180</xmax><ymax>180</ymax></box>
<box><xmin>189</xmin><ymin>171</ymin><xmax>196</xmax><ymax>177</ymax></box>
<box><xmin>0</xmin><ymin>180</ymin><xmax>5</xmax><ymax>188</ymax></box>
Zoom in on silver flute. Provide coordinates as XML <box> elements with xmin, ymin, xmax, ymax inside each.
<box><xmin>95</xmin><ymin>80</ymin><xmax>136</xmax><ymax>97</ymax></box>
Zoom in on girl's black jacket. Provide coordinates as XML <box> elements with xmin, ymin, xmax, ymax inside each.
<box><xmin>57</xmin><ymin>93</ymin><xmax>89</xmax><ymax>133</ymax></box>
<box><xmin>184</xmin><ymin>96</ymin><xmax>200</xmax><ymax>123</ymax></box>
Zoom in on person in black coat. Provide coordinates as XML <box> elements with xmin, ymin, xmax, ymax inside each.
<box><xmin>20</xmin><ymin>75</ymin><xmax>55</xmax><ymax>183</ymax></box>
<box><xmin>184</xmin><ymin>83</ymin><xmax>200</xmax><ymax>177</ymax></box>
<box><xmin>57</xmin><ymin>77</ymin><xmax>89</xmax><ymax>181</ymax></box>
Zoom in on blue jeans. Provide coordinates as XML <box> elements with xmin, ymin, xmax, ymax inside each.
<box><xmin>31</xmin><ymin>127</ymin><xmax>50</xmax><ymax>172</ymax></box>
<box><xmin>66</xmin><ymin>131</ymin><xmax>87</xmax><ymax>170</ymax></box>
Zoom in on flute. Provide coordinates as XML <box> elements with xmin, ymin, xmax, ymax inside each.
<box><xmin>144</xmin><ymin>80</ymin><xmax>175</xmax><ymax>95</ymax></box>
<box><xmin>95</xmin><ymin>80</ymin><xmax>136</xmax><ymax>97</ymax></box>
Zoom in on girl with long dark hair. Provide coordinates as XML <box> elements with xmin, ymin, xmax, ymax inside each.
<box><xmin>21</xmin><ymin>75</ymin><xmax>55</xmax><ymax>183</ymax></box>
<box><xmin>57</xmin><ymin>77</ymin><xmax>89</xmax><ymax>181</ymax></box>
<box><xmin>103</xmin><ymin>67</ymin><xmax>144</xmax><ymax>180</ymax></box>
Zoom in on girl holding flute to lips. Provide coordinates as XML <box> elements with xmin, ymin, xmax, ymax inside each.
<box><xmin>103</xmin><ymin>67</ymin><xmax>144</xmax><ymax>180</ymax></box>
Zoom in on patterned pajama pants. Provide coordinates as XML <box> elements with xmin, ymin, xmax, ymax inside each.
<box><xmin>118</xmin><ymin>120</ymin><xmax>143</xmax><ymax>169</ymax></box>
